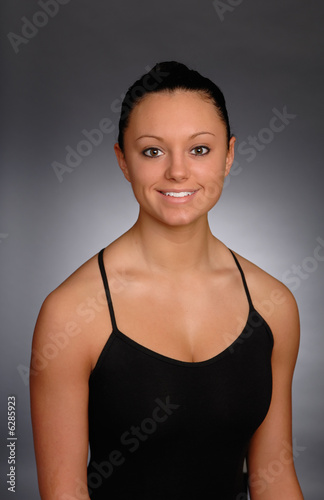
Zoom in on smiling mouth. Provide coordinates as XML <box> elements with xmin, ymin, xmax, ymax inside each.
<box><xmin>159</xmin><ymin>190</ymin><xmax>197</xmax><ymax>198</ymax></box>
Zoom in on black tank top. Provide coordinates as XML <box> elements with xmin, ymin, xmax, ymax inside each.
<box><xmin>87</xmin><ymin>248</ymin><xmax>273</xmax><ymax>499</ymax></box>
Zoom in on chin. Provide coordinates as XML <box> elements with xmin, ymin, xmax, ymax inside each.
<box><xmin>158</xmin><ymin>211</ymin><xmax>206</xmax><ymax>228</ymax></box>
<box><xmin>141</xmin><ymin>201</ymin><xmax>214</xmax><ymax>228</ymax></box>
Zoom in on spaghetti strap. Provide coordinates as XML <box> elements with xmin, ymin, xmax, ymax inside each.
<box><xmin>229</xmin><ymin>249</ymin><xmax>253</xmax><ymax>309</ymax></box>
<box><xmin>98</xmin><ymin>248</ymin><xmax>117</xmax><ymax>331</ymax></box>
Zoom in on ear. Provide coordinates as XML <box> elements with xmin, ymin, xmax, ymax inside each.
<box><xmin>114</xmin><ymin>143</ymin><xmax>131</xmax><ymax>182</ymax></box>
<box><xmin>224</xmin><ymin>136</ymin><xmax>236</xmax><ymax>177</ymax></box>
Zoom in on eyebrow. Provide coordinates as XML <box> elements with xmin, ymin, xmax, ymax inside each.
<box><xmin>135</xmin><ymin>131</ymin><xmax>216</xmax><ymax>142</ymax></box>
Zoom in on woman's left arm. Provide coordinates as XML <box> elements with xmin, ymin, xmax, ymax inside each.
<box><xmin>247</xmin><ymin>283</ymin><xmax>304</xmax><ymax>499</ymax></box>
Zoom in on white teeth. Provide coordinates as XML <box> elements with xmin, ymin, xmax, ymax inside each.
<box><xmin>163</xmin><ymin>191</ymin><xmax>194</xmax><ymax>197</ymax></box>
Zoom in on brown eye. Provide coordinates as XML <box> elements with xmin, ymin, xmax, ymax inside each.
<box><xmin>191</xmin><ymin>146</ymin><xmax>210</xmax><ymax>156</ymax></box>
<box><xmin>143</xmin><ymin>148</ymin><xmax>163</xmax><ymax>158</ymax></box>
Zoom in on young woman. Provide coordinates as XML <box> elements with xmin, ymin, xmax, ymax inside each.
<box><xmin>30</xmin><ymin>61</ymin><xmax>304</xmax><ymax>499</ymax></box>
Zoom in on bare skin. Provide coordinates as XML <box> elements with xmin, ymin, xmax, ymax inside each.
<box><xmin>30</xmin><ymin>91</ymin><xmax>303</xmax><ymax>499</ymax></box>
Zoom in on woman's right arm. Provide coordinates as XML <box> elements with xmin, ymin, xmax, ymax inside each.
<box><xmin>30</xmin><ymin>289</ymin><xmax>91</xmax><ymax>500</ymax></box>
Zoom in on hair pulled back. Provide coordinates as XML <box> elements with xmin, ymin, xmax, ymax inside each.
<box><xmin>117</xmin><ymin>61</ymin><xmax>232</xmax><ymax>152</ymax></box>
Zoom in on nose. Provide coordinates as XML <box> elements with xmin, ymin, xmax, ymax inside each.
<box><xmin>165</xmin><ymin>152</ymin><xmax>189</xmax><ymax>181</ymax></box>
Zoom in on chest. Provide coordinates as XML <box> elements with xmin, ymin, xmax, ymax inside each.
<box><xmin>109</xmin><ymin>276</ymin><xmax>250</xmax><ymax>363</ymax></box>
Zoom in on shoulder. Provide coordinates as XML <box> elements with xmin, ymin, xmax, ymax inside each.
<box><xmin>34</xmin><ymin>231</ymin><xmax>137</xmax><ymax>334</ymax></box>
<box><xmin>231</xmin><ymin>250</ymin><xmax>300</xmax><ymax>358</ymax></box>
<box><xmin>32</xmin><ymin>239</ymin><xmax>135</xmax><ymax>372</ymax></box>
<box><xmin>232</xmin><ymin>251</ymin><xmax>298</xmax><ymax>313</ymax></box>
<box><xmin>37</xmin><ymin>250</ymin><xmax>101</xmax><ymax>325</ymax></box>
<box><xmin>32</xmin><ymin>250</ymin><xmax>105</xmax><ymax>373</ymax></box>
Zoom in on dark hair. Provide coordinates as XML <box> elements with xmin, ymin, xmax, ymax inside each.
<box><xmin>117</xmin><ymin>61</ymin><xmax>232</xmax><ymax>152</ymax></box>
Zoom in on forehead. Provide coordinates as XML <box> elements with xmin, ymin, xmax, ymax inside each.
<box><xmin>127</xmin><ymin>90</ymin><xmax>224</xmax><ymax>133</ymax></box>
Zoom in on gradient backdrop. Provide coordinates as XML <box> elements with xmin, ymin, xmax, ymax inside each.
<box><xmin>1</xmin><ymin>1</ymin><xmax>323</xmax><ymax>499</ymax></box>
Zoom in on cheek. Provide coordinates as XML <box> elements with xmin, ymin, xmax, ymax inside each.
<box><xmin>126</xmin><ymin>163</ymin><xmax>158</xmax><ymax>204</ymax></box>
<box><xmin>128</xmin><ymin>168</ymin><xmax>154</xmax><ymax>189</ymax></box>
<box><xmin>197</xmin><ymin>157</ymin><xmax>227</xmax><ymax>187</ymax></box>
<box><xmin>127</xmin><ymin>156</ymin><xmax>160</xmax><ymax>186</ymax></box>
<box><xmin>194</xmin><ymin>160</ymin><xmax>227</xmax><ymax>206</ymax></box>
<box><xmin>204</xmin><ymin>176</ymin><xmax>225</xmax><ymax>206</ymax></box>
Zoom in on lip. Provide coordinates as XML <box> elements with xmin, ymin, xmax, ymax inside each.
<box><xmin>157</xmin><ymin>189</ymin><xmax>199</xmax><ymax>203</ymax></box>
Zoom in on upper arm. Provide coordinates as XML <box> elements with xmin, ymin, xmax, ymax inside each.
<box><xmin>247</xmin><ymin>282</ymin><xmax>304</xmax><ymax>499</ymax></box>
<box><xmin>30</xmin><ymin>290</ymin><xmax>92</xmax><ymax>500</ymax></box>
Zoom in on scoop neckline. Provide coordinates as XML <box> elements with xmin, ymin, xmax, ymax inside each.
<box><xmin>111</xmin><ymin>306</ymin><xmax>260</xmax><ymax>367</ymax></box>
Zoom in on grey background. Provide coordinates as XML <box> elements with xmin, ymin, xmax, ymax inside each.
<box><xmin>1</xmin><ymin>1</ymin><xmax>323</xmax><ymax>498</ymax></box>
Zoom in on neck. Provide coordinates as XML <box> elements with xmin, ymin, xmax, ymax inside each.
<box><xmin>127</xmin><ymin>210</ymin><xmax>216</xmax><ymax>273</ymax></box>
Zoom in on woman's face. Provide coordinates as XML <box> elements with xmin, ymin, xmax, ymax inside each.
<box><xmin>114</xmin><ymin>90</ymin><xmax>235</xmax><ymax>228</ymax></box>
